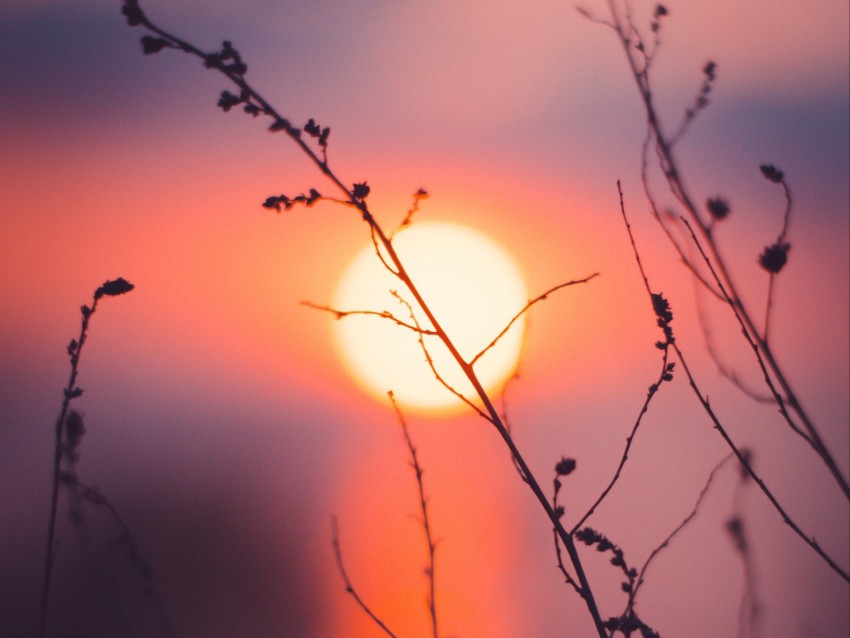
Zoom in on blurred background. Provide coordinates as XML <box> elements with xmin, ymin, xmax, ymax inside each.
<box><xmin>1</xmin><ymin>1</ymin><xmax>847</xmax><ymax>636</ymax></box>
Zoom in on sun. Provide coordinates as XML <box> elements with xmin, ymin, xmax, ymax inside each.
<box><xmin>331</xmin><ymin>221</ymin><xmax>528</xmax><ymax>413</ymax></box>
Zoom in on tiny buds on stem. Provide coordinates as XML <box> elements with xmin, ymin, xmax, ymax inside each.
<box><xmin>758</xmin><ymin>242</ymin><xmax>790</xmax><ymax>274</ymax></box>
<box><xmin>759</xmin><ymin>164</ymin><xmax>784</xmax><ymax>184</ymax></box>
<box><xmin>555</xmin><ymin>457</ymin><xmax>577</xmax><ymax>476</ymax></box>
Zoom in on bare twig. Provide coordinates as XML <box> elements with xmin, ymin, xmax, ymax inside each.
<box><xmin>391</xmin><ymin>291</ymin><xmax>489</xmax><ymax>420</ymax></box>
<box><xmin>40</xmin><ymin>278</ymin><xmax>134</xmax><ymax>638</ymax></box>
<box><xmin>571</xmin><ymin>346</ymin><xmax>673</xmax><ymax>534</ymax></box>
<box><xmin>330</xmin><ymin>516</ymin><xmax>399</xmax><ymax>638</ymax></box>
<box><xmin>629</xmin><ymin>454</ymin><xmax>733</xmax><ymax>610</ymax></box>
<box><xmin>470</xmin><ymin>274</ymin><xmax>600</xmax><ymax>366</ymax></box>
<box><xmin>762</xmin><ymin>179</ymin><xmax>792</xmax><ymax>344</ymax></box>
<box><xmin>388</xmin><ymin>392</ymin><xmax>438</xmax><ymax>638</ymax></box>
<box><xmin>300</xmin><ymin>301</ymin><xmax>438</xmax><ymax>336</ymax></box>
<box><xmin>390</xmin><ymin>188</ymin><xmax>429</xmax><ymax>239</ymax></box>
<box><xmin>680</xmin><ymin>218</ymin><xmax>813</xmax><ymax>447</ymax></box>
<box><xmin>551</xmin><ymin>462</ymin><xmax>583</xmax><ymax>597</ymax></box>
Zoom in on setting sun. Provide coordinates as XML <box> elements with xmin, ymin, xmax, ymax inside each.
<box><xmin>331</xmin><ymin>221</ymin><xmax>528</xmax><ymax>412</ymax></box>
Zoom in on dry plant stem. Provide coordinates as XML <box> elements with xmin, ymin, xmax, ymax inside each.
<box><xmin>72</xmin><ymin>480</ymin><xmax>174</xmax><ymax>637</ymax></box>
<box><xmin>300</xmin><ymin>301</ymin><xmax>438</xmax><ymax>336</ymax></box>
<box><xmin>39</xmin><ymin>294</ymin><xmax>100</xmax><ymax>638</ymax></box>
<box><xmin>680</xmin><ymin>219</ymin><xmax>814</xmax><ymax>447</ymax></box>
<box><xmin>470</xmin><ymin>274</ymin><xmax>600</xmax><ymax>366</ymax></box>
<box><xmin>571</xmin><ymin>346</ymin><xmax>671</xmax><ymax>534</ymax></box>
<box><xmin>392</xmin><ymin>291</ymin><xmax>489</xmax><ymax>418</ymax></box>
<box><xmin>126</xmin><ymin>7</ymin><xmax>607</xmax><ymax>633</ymax></box>
<box><xmin>627</xmin><ymin>454</ymin><xmax>732</xmax><ymax>613</ymax></box>
<box><xmin>331</xmin><ymin>517</ymin><xmax>398</xmax><ymax>638</ymax></box>
<box><xmin>388</xmin><ymin>392</ymin><xmax>438</xmax><ymax>638</ymax></box>
<box><xmin>672</xmin><ymin>341</ymin><xmax>849</xmax><ymax>582</ymax></box>
<box><xmin>551</xmin><ymin>482</ymin><xmax>583</xmax><ymax>597</ymax></box>
<box><xmin>603</xmin><ymin>0</ymin><xmax>848</xmax><ymax>499</ymax></box>
<box><xmin>618</xmin><ymin>182</ymin><xmax>849</xmax><ymax>583</ymax></box>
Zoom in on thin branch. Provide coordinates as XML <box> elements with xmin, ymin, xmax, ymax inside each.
<box><xmin>470</xmin><ymin>274</ymin><xmax>600</xmax><ymax>367</ymax></box>
<box><xmin>390</xmin><ymin>292</ymin><xmax>489</xmax><ymax>420</ymax></box>
<box><xmin>680</xmin><ymin>218</ymin><xmax>813</xmax><ymax>447</ymax></box>
<box><xmin>727</xmin><ymin>467</ymin><xmax>762</xmax><ymax>638</ymax></box>
<box><xmin>694</xmin><ymin>285</ymin><xmax>776</xmax><ymax>404</ymax></box>
<box><xmin>499</xmin><ymin>372</ymin><xmax>530</xmax><ymax>483</ymax></box>
<box><xmin>370</xmin><ymin>225</ymin><xmax>401</xmax><ymax>278</ymax></box>
<box><xmin>388</xmin><ymin>392</ymin><xmax>438</xmax><ymax>638</ymax></box>
<box><xmin>674</xmin><ymin>341</ymin><xmax>849</xmax><ymax>581</ymax></box>
<box><xmin>629</xmin><ymin>454</ymin><xmax>733</xmax><ymax>609</ymax></box>
<box><xmin>390</xmin><ymin>188</ymin><xmax>429</xmax><ymax>239</ymax></box>
<box><xmin>40</xmin><ymin>278</ymin><xmax>134</xmax><ymax>638</ymax></box>
<box><xmin>763</xmin><ymin>179</ymin><xmax>793</xmax><ymax>344</ymax></box>
<box><xmin>330</xmin><ymin>516</ymin><xmax>399</xmax><ymax>638</ymax></box>
<box><xmin>300</xmin><ymin>301</ymin><xmax>438</xmax><ymax>336</ymax></box>
<box><xmin>551</xmin><ymin>471</ymin><xmax>583</xmax><ymax>597</ymax></box>
<box><xmin>571</xmin><ymin>346</ymin><xmax>672</xmax><ymax>534</ymax></box>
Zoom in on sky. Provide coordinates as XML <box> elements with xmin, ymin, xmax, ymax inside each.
<box><xmin>1</xmin><ymin>1</ymin><xmax>848</xmax><ymax>636</ymax></box>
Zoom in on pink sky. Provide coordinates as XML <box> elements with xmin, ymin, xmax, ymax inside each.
<box><xmin>1</xmin><ymin>1</ymin><xmax>848</xmax><ymax>636</ymax></box>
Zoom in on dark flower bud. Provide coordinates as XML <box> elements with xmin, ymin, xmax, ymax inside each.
<box><xmin>651</xmin><ymin>293</ymin><xmax>673</xmax><ymax>324</ymax></box>
<box><xmin>305</xmin><ymin>118</ymin><xmax>321</xmax><ymax>137</ymax></box>
<box><xmin>141</xmin><ymin>35</ymin><xmax>168</xmax><ymax>55</ymax></box>
<box><xmin>758</xmin><ymin>242</ymin><xmax>790</xmax><ymax>273</ymax></box>
<box><xmin>725</xmin><ymin>516</ymin><xmax>747</xmax><ymax>553</ymax></box>
<box><xmin>352</xmin><ymin>182</ymin><xmax>371</xmax><ymax>200</ymax></box>
<box><xmin>269</xmin><ymin>118</ymin><xmax>292</xmax><ymax>132</ymax></box>
<box><xmin>706</xmin><ymin>196</ymin><xmax>730</xmax><ymax>220</ymax></box>
<box><xmin>555</xmin><ymin>457</ymin><xmax>576</xmax><ymax>476</ymax></box>
<box><xmin>95</xmin><ymin>278</ymin><xmax>134</xmax><ymax>299</ymax></box>
<box><xmin>121</xmin><ymin>0</ymin><xmax>144</xmax><ymax>26</ymax></box>
<box><xmin>654</xmin><ymin>4</ymin><xmax>668</xmax><ymax>18</ymax></box>
<box><xmin>759</xmin><ymin>164</ymin><xmax>784</xmax><ymax>183</ymax></box>
<box><xmin>218</xmin><ymin>91</ymin><xmax>242</xmax><ymax>112</ymax></box>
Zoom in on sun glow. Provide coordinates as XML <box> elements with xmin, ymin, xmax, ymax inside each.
<box><xmin>332</xmin><ymin>222</ymin><xmax>528</xmax><ymax>412</ymax></box>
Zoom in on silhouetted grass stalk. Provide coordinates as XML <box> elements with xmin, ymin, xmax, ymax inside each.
<box><xmin>39</xmin><ymin>278</ymin><xmax>134</xmax><ymax>638</ymax></box>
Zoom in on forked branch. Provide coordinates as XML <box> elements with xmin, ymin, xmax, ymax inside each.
<box><xmin>330</xmin><ymin>517</ymin><xmax>398</xmax><ymax>638</ymax></box>
<box><xmin>124</xmin><ymin>3</ymin><xmax>607</xmax><ymax>632</ymax></box>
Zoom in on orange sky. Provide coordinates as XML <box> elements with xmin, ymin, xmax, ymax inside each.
<box><xmin>1</xmin><ymin>1</ymin><xmax>848</xmax><ymax>636</ymax></box>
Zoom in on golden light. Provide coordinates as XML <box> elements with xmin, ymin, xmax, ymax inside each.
<box><xmin>331</xmin><ymin>221</ymin><xmax>528</xmax><ymax>413</ymax></box>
